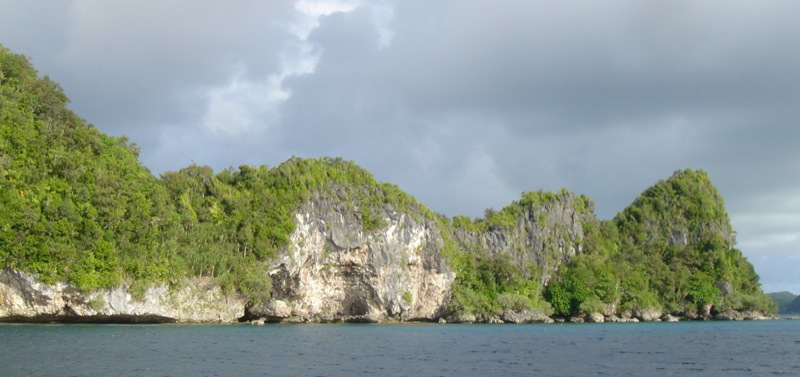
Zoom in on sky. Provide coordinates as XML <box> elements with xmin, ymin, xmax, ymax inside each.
<box><xmin>1</xmin><ymin>1</ymin><xmax>799</xmax><ymax>294</ymax></box>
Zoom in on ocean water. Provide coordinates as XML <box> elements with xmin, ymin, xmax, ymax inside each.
<box><xmin>1</xmin><ymin>320</ymin><xmax>799</xmax><ymax>376</ymax></box>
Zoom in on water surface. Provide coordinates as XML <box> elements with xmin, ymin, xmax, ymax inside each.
<box><xmin>1</xmin><ymin>320</ymin><xmax>798</xmax><ymax>376</ymax></box>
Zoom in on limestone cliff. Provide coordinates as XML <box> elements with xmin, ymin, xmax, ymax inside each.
<box><xmin>243</xmin><ymin>189</ymin><xmax>594</xmax><ymax>323</ymax></box>
<box><xmin>0</xmin><ymin>269</ymin><xmax>245</xmax><ymax>323</ymax></box>
<box><xmin>453</xmin><ymin>190</ymin><xmax>594</xmax><ymax>289</ymax></box>
<box><xmin>247</xmin><ymin>195</ymin><xmax>454</xmax><ymax>323</ymax></box>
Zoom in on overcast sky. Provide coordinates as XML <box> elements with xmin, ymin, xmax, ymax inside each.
<box><xmin>2</xmin><ymin>1</ymin><xmax>798</xmax><ymax>294</ymax></box>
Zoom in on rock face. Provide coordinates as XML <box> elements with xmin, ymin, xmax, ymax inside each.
<box><xmin>454</xmin><ymin>191</ymin><xmax>592</xmax><ymax>288</ymax></box>
<box><xmin>586</xmin><ymin>312</ymin><xmax>605</xmax><ymax>323</ymax></box>
<box><xmin>0</xmin><ymin>269</ymin><xmax>245</xmax><ymax>323</ymax></box>
<box><xmin>636</xmin><ymin>307</ymin><xmax>663</xmax><ymax>322</ymax></box>
<box><xmin>715</xmin><ymin>309</ymin><xmax>778</xmax><ymax>321</ymax></box>
<box><xmin>255</xmin><ymin>197</ymin><xmax>455</xmax><ymax>323</ymax></box>
<box><xmin>501</xmin><ymin>309</ymin><xmax>554</xmax><ymax>324</ymax></box>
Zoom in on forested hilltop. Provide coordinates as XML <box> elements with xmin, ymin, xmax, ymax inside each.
<box><xmin>0</xmin><ymin>45</ymin><xmax>775</xmax><ymax>323</ymax></box>
<box><xmin>769</xmin><ymin>292</ymin><xmax>800</xmax><ymax>314</ymax></box>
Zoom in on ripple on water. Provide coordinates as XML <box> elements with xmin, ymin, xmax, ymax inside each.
<box><xmin>0</xmin><ymin>321</ymin><xmax>799</xmax><ymax>376</ymax></box>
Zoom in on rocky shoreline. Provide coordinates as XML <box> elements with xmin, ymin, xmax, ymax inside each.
<box><xmin>239</xmin><ymin>296</ymin><xmax>777</xmax><ymax>325</ymax></box>
<box><xmin>0</xmin><ymin>269</ymin><xmax>245</xmax><ymax>324</ymax></box>
<box><xmin>240</xmin><ymin>299</ymin><xmax>778</xmax><ymax>325</ymax></box>
<box><xmin>0</xmin><ymin>268</ymin><xmax>779</xmax><ymax>325</ymax></box>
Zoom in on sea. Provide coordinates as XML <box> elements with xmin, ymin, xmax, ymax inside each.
<box><xmin>1</xmin><ymin>319</ymin><xmax>798</xmax><ymax>377</ymax></box>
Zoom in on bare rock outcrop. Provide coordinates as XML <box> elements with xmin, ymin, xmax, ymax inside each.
<box><xmin>260</xmin><ymin>197</ymin><xmax>455</xmax><ymax>323</ymax></box>
<box><xmin>715</xmin><ymin>309</ymin><xmax>779</xmax><ymax>321</ymax></box>
<box><xmin>635</xmin><ymin>307</ymin><xmax>663</xmax><ymax>322</ymax></box>
<box><xmin>501</xmin><ymin>309</ymin><xmax>554</xmax><ymax>324</ymax></box>
<box><xmin>0</xmin><ymin>269</ymin><xmax>245</xmax><ymax>323</ymax></box>
<box><xmin>453</xmin><ymin>191</ymin><xmax>593</xmax><ymax>289</ymax></box>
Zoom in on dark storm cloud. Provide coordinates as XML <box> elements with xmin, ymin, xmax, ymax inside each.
<box><xmin>280</xmin><ymin>1</ymin><xmax>800</xmax><ymax>217</ymax></box>
<box><xmin>1</xmin><ymin>0</ymin><xmax>799</xmax><ymax>292</ymax></box>
<box><xmin>277</xmin><ymin>1</ymin><xmax>800</xmax><ymax>292</ymax></box>
<box><xmin>1</xmin><ymin>0</ymin><xmax>294</xmax><ymax>161</ymax></box>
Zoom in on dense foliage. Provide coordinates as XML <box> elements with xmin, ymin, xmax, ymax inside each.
<box><xmin>0</xmin><ymin>46</ymin><xmax>425</xmax><ymax>303</ymax></box>
<box><xmin>1</xmin><ymin>47</ymin><xmax>172</xmax><ymax>291</ymax></box>
<box><xmin>447</xmin><ymin>190</ymin><xmax>594</xmax><ymax>316</ymax></box>
<box><xmin>448</xmin><ymin>170</ymin><xmax>775</xmax><ymax>318</ymax></box>
<box><xmin>0</xmin><ymin>45</ymin><xmax>775</xmax><ymax>316</ymax></box>
<box><xmin>545</xmin><ymin>170</ymin><xmax>775</xmax><ymax>317</ymax></box>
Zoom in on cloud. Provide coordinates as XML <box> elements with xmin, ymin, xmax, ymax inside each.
<box><xmin>1</xmin><ymin>0</ymin><xmax>296</xmax><ymax>169</ymax></box>
<box><xmin>729</xmin><ymin>193</ymin><xmax>800</xmax><ymax>293</ymax></box>
<box><xmin>201</xmin><ymin>67</ymin><xmax>287</xmax><ymax>135</ymax></box>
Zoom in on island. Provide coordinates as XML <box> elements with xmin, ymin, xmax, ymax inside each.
<box><xmin>0</xmin><ymin>45</ymin><xmax>777</xmax><ymax>324</ymax></box>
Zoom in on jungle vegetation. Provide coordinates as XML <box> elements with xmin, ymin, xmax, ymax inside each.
<box><xmin>0</xmin><ymin>45</ymin><xmax>775</xmax><ymax>314</ymax></box>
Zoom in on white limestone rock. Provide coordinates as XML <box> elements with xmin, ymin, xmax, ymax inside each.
<box><xmin>0</xmin><ymin>269</ymin><xmax>245</xmax><ymax>323</ymax></box>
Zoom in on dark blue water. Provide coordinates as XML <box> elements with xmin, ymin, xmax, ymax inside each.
<box><xmin>1</xmin><ymin>320</ymin><xmax>799</xmax><ymax>376</ymax></box>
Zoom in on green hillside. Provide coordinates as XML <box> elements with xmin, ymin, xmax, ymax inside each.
<box><xmin>448</xmin><ymin>169</ymin><xmax>776</xmax><ymax>318</ymax></box>
<box><xmin>0</xmin><ymin>45</ymin><xmax>776</xmax><ymax>316</ymax></box>
<box><xmin>769</xmin><ymin>291</ymin><xmax>798</xmax><ymax>313</ymax></box>
<box><xmin>610</xmin><ymin>170</ymin><xmax>773</xmax><ymax>315</ymax></box>
<box><xmin>0</xmin><ymin>46</ymin><xmax>427</xmax><ymax>303</ymax></box>
<box><xmin>786</xmin><ymin>295</ymin><xmax>800</xmax><ymax>313</ymax></box>
<box><xmin>1</xmin><ymin>46</ymin><xmax>172</xmax><ymax>291</ymax></box>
